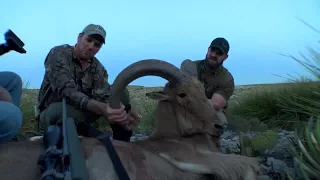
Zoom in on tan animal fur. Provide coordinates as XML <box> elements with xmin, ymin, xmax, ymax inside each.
<box><xmin>0</xmin><ymin>59</ymin><xmax>261</xmax><ymax>180</ymax></box>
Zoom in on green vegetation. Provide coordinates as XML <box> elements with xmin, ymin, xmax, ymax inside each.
<box><xmin>238</xmin><ymin>130</ymin><xmax>278</xmax><ymax>157</ymax></box>
<box><xmin>230</xmin><ymin>81</ymin><xmax>320</xmax><ymax>131</ymax></box>
<box><xmin>286</xmin><ymin>117</ymin><xmax>320</xmax><ymax>180</ymax></box>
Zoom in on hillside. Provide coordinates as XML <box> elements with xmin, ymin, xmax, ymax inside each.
<box><xmin>22</xmin><ymin>82</ymin><xmax>293</xmax><ymax>107</ymax></box>
<box><xmin>20</xmin><ymin>83</ymin><xmax>260</xmax><ymax>109</ymax></box>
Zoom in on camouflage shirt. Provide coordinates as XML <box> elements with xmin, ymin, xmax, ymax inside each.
<box><xmin>37</xmin><ymin>44</ymin><xmax>111</xmax><ymax>112</ymax></box>
<box><xmin>194</xmin><ymin>59</ymin><xmax>235</xmax><ymax>102</ymax></box>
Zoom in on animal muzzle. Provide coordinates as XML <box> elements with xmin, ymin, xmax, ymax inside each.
<box><xmin>211</xmin><ymin>110</ymin><xmax>228</xmax><ymax>138</ymax></box>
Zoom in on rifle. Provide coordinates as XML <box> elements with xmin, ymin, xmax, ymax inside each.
<box><xmin>0</xmin><ymin>29</ymin><xmax>26</xmax><ymax>56</ymax></box>
<box><xmin>37</xmin><ymin>97</ymin><xmax>89</xmax><ymax>180</ymax></box>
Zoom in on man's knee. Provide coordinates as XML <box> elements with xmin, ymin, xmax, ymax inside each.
<box><xmin>0</xmin><ymin>101</ymin><xmax>23</xmax><ymax>143</ymax></box>
<box><xmin>40</xmin><ymin>102</ymin><xmax>69</xmax><ymax>128</ymax></box>
<box><xmin>0</xmin><ymin>71</ymin><xmax>23</xmax><ymax>106</ymax></box>
<box><xmin>10</xmin><ymin>72</ymin><xmax>23</xmax><ymax>88</ymax></box>
<box><xmin>0</xmin><ymin>71</ymin><xmax>23</xmax><ymax>88</ymax></box>
<box><xmin>40</xmin><ymin>102</ymin><xmax>99</xmax><ymax>129</ymax></box>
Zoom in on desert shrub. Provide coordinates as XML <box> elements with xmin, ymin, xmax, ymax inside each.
<box><xmin>19</xmin><ymin>91</ymin><xmax>37</xmax><ymax>133</ymax></box>
<box><xmin>224</xmin><ymin>110</ymin><xmax>269</xmax><ymax>132</ymax></box>
<box><xmin>230</xmin><ymin>81</ymin><xmax>320</xmax><ymax>130</ymax></box>
<box><xmin>284</xmin><ymin>116</ymin><xmax>320</xmax><ymax>180</ymax></box>
<box><xmin>251</xmin><ymin>130</ymin><xmax>278</xmax><ymax>153</ymax></box>
<box><xmin>238</xmin><ymin>130</ymin><xmax>278</xmax><ymax>157</ymax></box>
<box><xmin>13</xmin><ymin>82</ymin><xmax>40</xmax><ymax>140</ymax></box>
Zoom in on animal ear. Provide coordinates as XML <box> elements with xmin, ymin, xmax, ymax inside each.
<box><xmin>180</xmin><ymin>59</ymin><xmax>198</xmax><ymax>77</ymax></box>
<box><xmin>146</xmin><ymin>91</ymin><xmax>170</xmax><ymax>101</ymax></box>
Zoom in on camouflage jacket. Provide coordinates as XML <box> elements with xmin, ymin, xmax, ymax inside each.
<box><xmin>37</xmin><ymin>44</ymin><xmax>121</xmax><ymax>112</ymax></box>
<box><xmin>194</xmin><ymin>59</ymin><xmax>235</xmax><ymax>103</ymax></box>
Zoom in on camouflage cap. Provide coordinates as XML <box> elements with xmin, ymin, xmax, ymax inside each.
<box><xmin>82</xmin><ymin>24</ymin><xmax>106</xmax><ymax>44</ymax></box>
<box><xmin>209</xmin><ymin>37</ymin><xmax>230</xmax><ymax>55</ymax></box>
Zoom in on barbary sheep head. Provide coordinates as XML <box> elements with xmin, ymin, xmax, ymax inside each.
<box><xmin>145</xmin><ymin>59</ymin><xmax>223</xmax><ymax>139</ymax></box>
<box><xmin>108</xmin><ymin>59</ymin><xmax>223</xmax><ymax>140</ymax></box>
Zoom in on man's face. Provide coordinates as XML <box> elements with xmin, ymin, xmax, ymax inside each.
<box><xmin>76</xmin><ymin>33</ymin><xmax>103</xmax><ymax>60</ymax></box>
<box><xmin>205</xmin><ymin>47</ymin><xmax>228</xmax><ymax>69</ymax></box>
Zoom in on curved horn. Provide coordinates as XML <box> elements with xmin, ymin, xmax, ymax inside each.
<box><xmin>109</xmin><ymin>59</ymin><xmax>187</xmax><ymax>109</ymax></box>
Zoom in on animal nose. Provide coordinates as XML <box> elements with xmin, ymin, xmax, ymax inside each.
<box><xmin>213</xmin><ymin>124</ymin><xmax>224</xmax><ymax>138</ymax></box>
<box><xmin>214</xmin><ymin>124</ymin><xmax>223</xmax><ymax>129</ymax></box>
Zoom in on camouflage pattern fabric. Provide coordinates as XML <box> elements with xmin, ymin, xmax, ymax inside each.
<box><xmin>37</xmin><ymin>44</ymin><xmax>132</xmax><ymax>138</ymax></box>
<box><xmin>37</xmin><ymin>44</ymin><xmax>111</xmax><ymax>112</ymax></box>
<box><xmin>194</xmin><ymin>59</ymin><xmax>235</xmax><ymax>103</ymax></box>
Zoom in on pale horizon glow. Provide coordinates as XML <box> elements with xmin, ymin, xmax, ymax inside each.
<box><xmin>1</xmin><ymin>0</ymin><xmax>319</xmax><ymax>89</ymax></box>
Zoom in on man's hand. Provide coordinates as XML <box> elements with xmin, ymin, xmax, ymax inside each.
<box><xmin>86</xmin><ymin>99</ymin><xmax>128</xmax><ymax>123</ymax></box>
<box><xmin>104</xmin><ymin>103</ymin><xmax>128</xmax><ymax>123</ymax></box>
<box><xmin>210</xmin><ymin>93</ymin><xmax>227</xmax><ymax>111</ymax></box>
<box><xmin>0</xmin><ymin>87</ymin><xmax>13</xmax><ymax>103</ymax></box>
<box><xmin>119</xmin><ymin>108</ymin><xmax>140</xmax><ymax>131</ymax></box>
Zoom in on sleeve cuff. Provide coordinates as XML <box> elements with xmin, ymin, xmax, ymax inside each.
<box><xmin>80</xmin><ymin>96</ymin><xmax>90</xmax><ymax>110</ymax></box>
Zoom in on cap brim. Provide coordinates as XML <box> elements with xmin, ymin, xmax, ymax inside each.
<box><xmin>210</xmin><ymin>45</ymin><xmax>226</xmax><ymax>55</ymax></box>
<box><xmin>85</xmin><ymin>31</ymin><xmax>105</xmax><ymax>44</ymax></box>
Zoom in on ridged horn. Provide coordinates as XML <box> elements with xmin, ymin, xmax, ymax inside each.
<box><xmin>109</xmin><ymin>59</ymin><xmax>187</xmax><ymax>109</ymax></box>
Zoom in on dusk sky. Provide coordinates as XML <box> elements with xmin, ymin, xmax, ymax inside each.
<box><xmin>1</xmin><ymin>0</ymin><xmax>319</xmax><ymax>89</ymax></box>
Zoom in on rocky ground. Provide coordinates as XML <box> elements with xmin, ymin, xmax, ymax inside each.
<box><xmin>129</xmin><ymin>130</ymin><xmax>298</xmax><ymax>180</ymax></box>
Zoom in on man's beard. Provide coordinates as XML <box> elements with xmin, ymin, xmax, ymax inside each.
<box><xmin>206</xmin><ymin>57</ymin><xmax>223</xmax><ymax>69</ymax></box>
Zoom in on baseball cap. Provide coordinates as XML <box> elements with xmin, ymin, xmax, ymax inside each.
<box><xmin>82</xmin><ymin>24</ymin><xmax>106</xmax><ymax>44</ymax></box>
<box><xmin>209</xmin><ymin>37</ymin><xmax>230</xmax><ymax>55</ymax></box>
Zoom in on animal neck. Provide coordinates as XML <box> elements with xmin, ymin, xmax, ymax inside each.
<box><xmin>178</xmin><ymin>133</ymin><xmax>221</xmax><ymax>153</ymax></box>
<box><xmin>148</xmin><ymin>102</ymin><xmax>181</xmax><ymax>139</ymax></box>
<box><xmin>140</xmin><ymin>133</ymin><xmax>221</xmax><ymax>156</ymax></box>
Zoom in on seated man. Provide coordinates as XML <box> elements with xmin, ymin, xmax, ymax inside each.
<box><xmin>0</xmin><ymin>71</ymin><xmax>23</xmax><ymax>143</ymax></box>
<box><xmin>37</xmin><ymin>24</ymin><xmax>139</xmax><ymax>142</ymax></box>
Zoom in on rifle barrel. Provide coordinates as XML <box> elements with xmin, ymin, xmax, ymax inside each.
<box><xmin>62</xmin><ymin>97</ymin><xmax>89</xmax><ymax>180</ymax></box>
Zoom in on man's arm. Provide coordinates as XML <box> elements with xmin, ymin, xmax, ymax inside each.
<box><xmin>92</xmin><ymin>69</ymin><xmax>140</xmax><ymax>129</ymax></box>
<box><xmin>91</xmin><ymin>66</ymin><xmax>110</xmax><ymax>103</ymax></box>
<box><xmin>91</xmin><ymin>64</ymin><xmax>132</xmax><ymax>111</ymax></box>
<box><xmin>45</xmin><ymin>46</ymin><xmax>106</xmax><ymax>115</ymax></box>
<box><xmin>210</xmin><ymin>77</ymin><xmax>235</xmax><ymax>111</ymax></box>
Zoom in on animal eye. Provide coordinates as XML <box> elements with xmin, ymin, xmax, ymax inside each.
<box><xmin>178</xmin><ymin>93</ymin><xmax>186</xmax><ymax>98</ymax></box>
